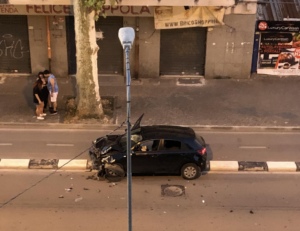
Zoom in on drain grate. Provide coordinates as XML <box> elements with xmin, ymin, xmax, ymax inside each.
<box><xmin>161</xmin><ymin>185</ymin><xmax>185</xmax><ymax>197</ymax></box>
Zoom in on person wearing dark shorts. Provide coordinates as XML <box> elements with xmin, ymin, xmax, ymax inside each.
<box><xmin>37</xmin><ymin>72</ymin><xmax>50</xmax><ymax>113</ymax></box>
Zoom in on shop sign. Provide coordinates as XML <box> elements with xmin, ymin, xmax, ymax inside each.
<box><xmin>257</xmin><ymin>31</ymin><xmax>300</xmax><ymax>75</ymax></box>
<box><xmin>154</xmin><ymin>6</ymin><xmax>225</xmax><ymax>29</ymax></box>
<box><xmin>0</xmin><ymin>4</ymin><xmax>153</xmax><ymax>16</ymax></box>
<box><xmin>256</xmin><ymin>21</ymin><xmax>300</xmax><ymax>33</ymax></box>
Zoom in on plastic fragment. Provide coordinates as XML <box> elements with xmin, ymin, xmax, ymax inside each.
<box><xmin>75</xmin><ymin>197</ymin><xmax>83</xmax><ymax>202</ymax></box>
<box><xmin>83</xmin><ymin>188</ymin><xmax>89</xmax><ymax>190</ymax></box>
<box><xmin>58</xmin><ymin>195</ymin><xmax>64</xmax><ymax>198</ymax></box>
<box><xmin>202</xmin><ymin>200</ymin><xmax>205</xmax><ymax>203</ymax></box>
<box><xmin>65</xmin><ymin>187</ymin><xmax>73</xmax><ymax>192</ymax></box>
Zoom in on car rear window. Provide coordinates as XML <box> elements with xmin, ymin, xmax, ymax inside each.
<box><xmin>196</xmin><ymin>135</ymin><xmax>206</xmax><ymax>146</ymax></box>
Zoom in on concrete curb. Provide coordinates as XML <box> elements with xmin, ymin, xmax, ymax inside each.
<box><xmin>1</xmin><ymin>123</ymin><xmax>300</xmax><ymax>132</ymax></box>
<box><xmin>0</xmin><ymin>159</ymin><xmax>300</xmax><ymax>172</ymax></box>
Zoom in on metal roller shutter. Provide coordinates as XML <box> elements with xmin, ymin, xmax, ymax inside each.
<box><xmin>160</xmin><ymin>27</ymin><xmax>207</xmax><ymax>76</ymax></box>
<box><xmin>66</xmin><ymin>16</ymin><xmax>76</xmax><ymax>75</ymax></box>
<box><xmin>0</xmin><ymin>15</ymin><xmax>31</xmax><ymax>73</ymax></box>
<box><xmin>96</xmin><ymin>17</ymin><xmax>123</xmax><ymax>75</ymax></box>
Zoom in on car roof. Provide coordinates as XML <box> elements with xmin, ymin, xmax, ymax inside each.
<box><xmin>141</xmin><ymin>126</ymin><xmax>195</xmax><ymax>140</ymax></box>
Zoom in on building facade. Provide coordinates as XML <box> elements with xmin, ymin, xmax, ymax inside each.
<box><xmin>0</xmin><ymin>1</ymin><xmax>257</xmax><ymax>79</ymax></box>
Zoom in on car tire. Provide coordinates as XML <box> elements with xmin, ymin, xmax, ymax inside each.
<box><xmin>181</xmin><ymin>163</ymin><xmax>200</xmax><ymax>180</ymax></box>
<box><xmin>105</xmin><ymin>164</ymin><xmax>125</xmax><ymax>177</ymax></box>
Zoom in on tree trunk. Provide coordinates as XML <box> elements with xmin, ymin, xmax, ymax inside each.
<box><xmin>73</xmin><ymin>0</ymin><xmax>103</xmax><ymax>118</ymax></box>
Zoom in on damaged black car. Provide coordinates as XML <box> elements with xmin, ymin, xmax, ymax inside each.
<box><xmin>89</xmin><ymin>115</ymin><xmax>208</xmax><ymax>180</ymax></box>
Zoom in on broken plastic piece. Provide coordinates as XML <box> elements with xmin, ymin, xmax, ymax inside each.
<box><xmin>58</xmin><ymin>195</ymin><xmax>64</xmax><ymax>198</ymax></box>
<box><xmin>65</xmin><ymin>187</ymin><xmax>73</xmax><ymax>192</ymax></box>
<box><xmin>202</xmin><ymin>200</ymin><xmax>205</xmax><ymax>203</ymax></box>
<box><xmin>75</xmin><ymin>197</ymin><xmax>83</xmax><ymax>202</ymax></box>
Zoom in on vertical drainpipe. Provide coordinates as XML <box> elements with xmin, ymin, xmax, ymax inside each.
<box><xmin>134</xmin><ymin>17</ymin><xmax>139</xmax><ymax>79</ymax></box>
<box><xmin>46</xmin><ymin>15</ymin><xmax>52</xmax><ymax>72</ymax></box>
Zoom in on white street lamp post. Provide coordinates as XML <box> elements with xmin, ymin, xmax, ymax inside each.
<box><xmin>118</xmin><ymin>27</ymin><xmax>135</xmax><ymax>231</ymax></box>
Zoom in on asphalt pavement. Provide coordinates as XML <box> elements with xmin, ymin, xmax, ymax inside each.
<box><xmin>0</xmin><ymin>171</ymin><xmax>300</xmax><ymax>231</ymax></box>
<box><xmin>0</xmin><ymin>127</ymin><xmax>300</xmax><ymax>161</ymax></box>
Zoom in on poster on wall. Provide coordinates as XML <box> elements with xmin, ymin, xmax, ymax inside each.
<box><xmin>257</xmin><ymin>21</ymin><xmax>300</xmax><ymax>75</ymax></box>
<box><xmin>154</xmin><ymin>6</ymin><xmax>225</xmax><ymax>29</ymax></box>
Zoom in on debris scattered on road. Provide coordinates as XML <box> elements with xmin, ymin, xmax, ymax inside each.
<box><xmin>75</xmin><ymin>197</ymin><xmax>83</xmax><ymax>202</ymax></box>
<box><xmin>65</xmin><ymin>187</ymin><xmax>73</xmax><ymax>192</ymax></box>
<box><xmin>71</xmin><ymin>178</ymin><xmax>73</xmax><ymax>180</ymax></box>
<box><xmin>108</xmin><ymin>197</ymin><xmax>110</xmax><ymax>199</ymax></box>
<box><xmin>145</xmin><ymin>190</ymin><xmax>149</xmax><ymax>193</ymax></box>
<box><xmin>163</xmin><ymin>211</ymin><xmax>166</xmax><ymax>214</ymax></box>
<box><xmin>150</xmin><ymin>207</ymin><xmax>153</xmax><ymax>210</ymax></box>
<box><xmin>112</xmin><ymin>183</ymin><xmax>117</xmax><ymax>186</ymax></box>
<box><xmin>230</xmin><ymin>210</ymin><xmax>233</xmax><ymax>213</ymax></box>
<box><xmin>201</xmin><ymin>195</ymin><xmax>203</xmax><ymax>197</ymax></box>
<box><xmin>58</xmin><ymin>195</ymin><xmax>64</xmax><ymax>198</ymax></box>
<box><xmin>193</xmin><ymin>183</ymin><xmax>196</xmax><ymax>186</ymax></box>
<box><xmin>185</xmin><ymin>187</ymin><xmax>187</xmax><ymax>189</ymax></box>
<box><xmin>202</xmin><ymin>200</ymin><xmax>205</xmax><ymax>203</ymax></box>
<box><xmin>168</xmin><ymin>179</ymin><xmax>170</xmax><ymax>181</ymax></box>
<box><xmin>215</xmin><ymin>192</ymin><xmax>217</xmax><ymax>194</ymax></box>
<box><xmin>97</xmin><ymin>190</ymin><xmax>101</xmax><ymax>193</ymax></box>
<box><xmin>250</xmin><ymin>210</ymin><xmax>254</xmax><ymax>214</ymax></box>
<box><xmin>83</xmin><ymin>188</ymin><xmax>89</xmax><ymax>190</ymax></box>
<box><xmin>59</xmin><ymin>174</ymin><xmax>62</xmax><ymax>176</ymax></box>
<box><xmin>177</xmin><ymin>205</ymin><xmax>180</xmax><ymax>207</ymax></box>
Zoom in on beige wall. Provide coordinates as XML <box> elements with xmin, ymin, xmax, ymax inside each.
<box><xmin>27</xmin><ymin>15</ymin><xmax>49</xmax><ymax>74</ymax></box>
<box><xmin>205</xmin><ymin>14</ymin><xmax>256</xmax><ymax>79</ymax></box>
<box><xmin>49</xmin><ymin>16</ymin><xmax>68</xmax><ymax>77</ymax></box>
<box><xmin>139</xmin><ymin>17</ymin><xmax>160</xmax><ymax>78</ymax></box>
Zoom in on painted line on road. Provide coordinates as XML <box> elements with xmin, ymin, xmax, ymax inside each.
<box><xmin>0</xmin><ymin>143</ymin><xmax>13</xmax><ymax>146</ymax></box>
<box><xmin>47</xmin><ymin>144</ymin><xmax>74</xmax><ymax>147</ymax></box>
<box><xmin>239</xmin><ymin>146</ymin><xmax>268</xmax><ymax>149</ymax></box>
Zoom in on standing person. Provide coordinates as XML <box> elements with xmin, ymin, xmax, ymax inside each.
<box><xmin>43</xmin><ymin>70</ymin><xmax>59</xmax><ymax>115</ymax></box>
<box><xmin>37</xmin><ymin>72</ymin><xmax>50</xmax><ymax>114</ymax></box>
<box><xmin>33</xmin><ymin>79</ymin><xmax>47</xmax><ymax>120</ymax></box>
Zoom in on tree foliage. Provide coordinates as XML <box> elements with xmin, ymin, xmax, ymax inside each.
<box><xmin>83</xmin><ymin>0</ymin><xmax>119</xmax><ymax>20</ymax></box>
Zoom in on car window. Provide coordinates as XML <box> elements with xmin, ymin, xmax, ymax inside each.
<box><xmin>161</xmin><ymin>140</ymin><xmax>181</xmax><ymax>151</ymax></box>
<box><xmin>135</xmin><ymin>140</ymin><xmax>160</xmax><ymax>152</ymax></box>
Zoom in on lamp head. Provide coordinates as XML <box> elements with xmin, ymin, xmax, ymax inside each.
<box><xmin>118</xmin><ymin>27</ymin><xmax>135</xmax><ymax>50</ymax></box>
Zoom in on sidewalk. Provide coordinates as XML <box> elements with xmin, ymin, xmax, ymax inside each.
<box><xmin>1</xmin><ymin>75</ymin><xmax>300</xmax><ymax>127</ymax></box>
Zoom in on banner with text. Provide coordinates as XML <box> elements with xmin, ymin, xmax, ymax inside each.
<box><xmin>257</xmin><ymin>21</ymin><xmax>300</xmax><ymax>75</ymax></box>
<box><xmin>154</xmin><ymin>6</ymin><xmax>224</xmax><ymax>29</ymax></box>
<box><xmin>0</xmin><ymin>4</ymin><xmax>153</xmax><ymax>16</ymax></box>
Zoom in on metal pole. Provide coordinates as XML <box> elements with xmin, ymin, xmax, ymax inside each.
<box><xmin>125</xmin><ymin>46</ymin><xmax>132</xmax><ymax>231</ymax></box>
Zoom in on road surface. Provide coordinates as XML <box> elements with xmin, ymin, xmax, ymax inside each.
<box><xmin>0</xmin><ymin>127</ymin><xmax>299</xmax><ymax>161</ymax></box>
<box><xmin>0</xmin><ymin>171</ymin><xmax>300</xmax><ymax>231</ymax></box>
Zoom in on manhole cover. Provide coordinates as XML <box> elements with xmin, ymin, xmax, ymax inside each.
<box><xmin>161</xmin><ymin>185</ymin><xmax>185</xmax><ymax>197</ymax></box>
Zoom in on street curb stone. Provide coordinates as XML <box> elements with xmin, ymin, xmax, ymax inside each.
<box><xmin>1</xmin><ymin>123</ymin><xmax>300</xmax><ymax>132</ymax></box>
<box><xmin>1</xmin><ymin>159</ymin><xmax>300</xmax><ymax>172</ymax></box>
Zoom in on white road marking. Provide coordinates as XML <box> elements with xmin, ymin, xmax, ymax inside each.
<box><xmin>47</xmin><ymin>144</ymin><xmax>74</xmax><ymax>147</ymax></box>
<box><xmin>0</xmin><ymin>143</ymin><xmax>13</xmax><ymax>146</ymax></box>
<box><xmin>239</xmin><ymin>146</ymin><xmax>268</xmax><ymax>149</ymax></box>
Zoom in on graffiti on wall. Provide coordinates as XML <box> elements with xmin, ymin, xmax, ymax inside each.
<box><xmin>0</xmin><ymin>34</ymin><xmax>28</xmax><ymax>59</ymax></box>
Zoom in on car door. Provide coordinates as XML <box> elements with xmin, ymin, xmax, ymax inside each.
<box><xmin>157</xmin><ymin>139</ymin><xmax>189</xmax><ymax>174</ymax></box>
<box><xmin>131</xmin><ymin>139</ymin><xmax>162</xmax><ymax>174</ymax></box>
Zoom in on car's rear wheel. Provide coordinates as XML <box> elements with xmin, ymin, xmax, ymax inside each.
<box><xmin>181</xmin><ymin>163</ymin><xmax>200</xmax><ymax>180</ymax></box>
